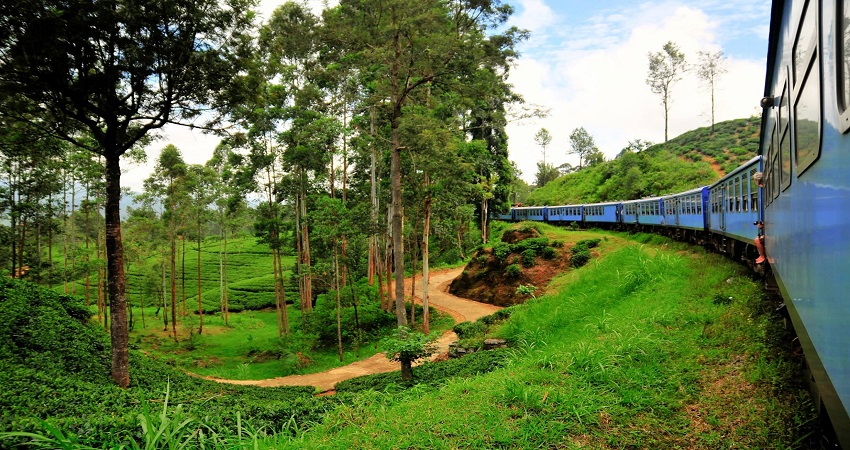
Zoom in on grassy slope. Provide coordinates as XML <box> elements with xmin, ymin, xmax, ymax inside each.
<box><xmin>527</xmin><ymin>117</ymin><xmax>760</xmax><ymax>205</ymax></box>
<box><xmin>270</xmin><ymin>227</ymin><xmax>816</xmax><ymax>449</ymax></box>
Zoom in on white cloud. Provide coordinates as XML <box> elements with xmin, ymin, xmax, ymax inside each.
<box><xmin>505</xmin><ymin>3</ymin><xmax>766</xmax><ymax>183</ymax></box>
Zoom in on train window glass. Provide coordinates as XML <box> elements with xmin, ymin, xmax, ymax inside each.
<box><xmin>837</xmin><ymin>0</ymin><xmax>850</xmax><ymax>132</ymax></box>
<box><xmin>795</xmin><ymin>54</ymin><xmax>822</xmax><ymax>173</ymax></box>
<box><xmin>793</xmin><ymin>0</ymin><xmax>817</xmax><ymax>86</ymax></box>
<box><xmin>750</xmin><ymin>168</ymin><xmax>759</xmax><ymax>211</ymax></box>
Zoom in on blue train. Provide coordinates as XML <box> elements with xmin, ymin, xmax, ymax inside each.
<box><xmin>501</xmin><ymin>0</ymin><xmax>850</xmax><ymax>444</ymax></box>
<box><xmin>498</xmin><ymin>155</ymin><xmax>764</xmax><ymax>261</ymax></box>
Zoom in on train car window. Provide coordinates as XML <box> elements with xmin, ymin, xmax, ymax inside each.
<box><xmin>794</xmin><ymin>0</ymin><xmax>822</xmax><ymax>173</ymax></box>
<box><xmin>779</xmin><ymin>82</ymin><xmax>793</xmax><ymax>190</ymax></box>
<box><xmin>750</xmin><ymin>168</ymin><xmax>759</xmax><ymax>211</ymax></box>
<box><xmin>837</xmin><ymin>0</ymin><xmax>850</xmax><ymax>132</ymax></box>
<box><xmin>794</xmin><ymin>0</ymin><xmax>818</xmax><ymax>86</ymax></box>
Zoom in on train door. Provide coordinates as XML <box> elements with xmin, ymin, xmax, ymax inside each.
<box><xmin>674</xmin><ymin>198</ymin><xmax>680</xmax><ymax>226</ymax></box>
<box><xmin>719</xmin><ymin>186</ymin><xmax>727</xmax><ymax>231</ymax></box>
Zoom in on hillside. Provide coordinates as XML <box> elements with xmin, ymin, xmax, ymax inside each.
<box><xmin>60</xmin><ymin>236</ymin><xmax>296</xmax><ymax>313</ymax></box>
<box><xmin>0</xmin><ymin>229</ymin><xmax>816</xmax><ymax>448</ymax></box>
<box><xmin>526</xmin><ymin>117</ymin><xmax>760</xmax><ymax>205</ymax></box>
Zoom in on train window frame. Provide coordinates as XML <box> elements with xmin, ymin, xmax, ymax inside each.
<box><xmin>837</xmin><ymin>0</ymin><xmax>850</xmax><ymax>133</ymax></box>
<box><xmin>793</xmin><ymin>0</ymin><xmax>823</xmax><ymax>174</ymax></box>
<box><xmin>780</xmin><ymin>80</ymin><xmax>793</xmax><ymax>191</ymax></box>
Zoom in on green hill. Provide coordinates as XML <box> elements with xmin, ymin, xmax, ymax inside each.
<box><xmin>60</xmin><ymin>236</ymin><xmax>296</xmax><ymax>314</ymax></box>
<box><xmin>526</xmin><ymin>117</ymin><xmax>760</xmax><ymax>205</ymax></box>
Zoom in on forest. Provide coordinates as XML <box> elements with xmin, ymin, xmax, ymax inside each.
<box><xmin>0</xmin><ymin>0</ymin><xmax>532</xmax><ymax>387</ymax></box>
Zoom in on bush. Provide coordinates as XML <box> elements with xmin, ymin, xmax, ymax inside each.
<box><xmin>492</xmin><ymin>242</ymin><xmax>512</xmax><ymax>262</ymax></box>
<box><xmin>334</xmin><ymin>348</ymin><xmax>513</xmax><ymax>394</ymax></box>
<box><xmin>505</xmin><ymin>264</ymin><xmax>522</xmax><ymax>278</ymax></box>
<box><xmin>453</xmin><ymin>321</ymin><xmax>487</xmax><ymax>339</ymax></box>
<box><xmin>576</xmin><ymin>238</ymin><xmax>601</xmax><ymax>249</ymax></box>
<box><xmin>521</xmin><ymin>249</ymin><xmax>536</xmax><ymax>268</ymax></box>
<box><xmin>511</xmin><ymin>237</ymin><xmax>549</xmax><ymax>253</ymax></box>
<box><xmin>571</xmin><ymin>250</ymin><xmax>591</xmax><ymax>268</ymax></box>
<box><xmin>541</xmin><ymin>246</ymin><xmax>557</xmax><ymax>260</ymax></box>
<box><xmin>301</xmin><ymin>283</ymin><xmax>395</xmax><ymax>348</ymax></box>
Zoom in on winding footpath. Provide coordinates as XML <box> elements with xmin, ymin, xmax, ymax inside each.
<box><xmin>201</xmin><ymin>267</ymin><xmax>501</xmax><ymax>393</ymax></box>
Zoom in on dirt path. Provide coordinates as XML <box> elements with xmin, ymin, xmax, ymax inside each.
<box><xmin>200</xmin><ymin>267</ymin><xmax>501</xmax><ymax>392</ymax></box>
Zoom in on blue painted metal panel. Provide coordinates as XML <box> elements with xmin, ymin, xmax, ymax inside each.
<box><xmin>708</xmin><ymin>156</ymin><xmax>762</xmax><ymax>243</ymax></box>
<box><xmin>513</xmin><ymin>206</ymin><xmax>546</xmax><ymax>222</ymax></box>
<box><xmin>546</xmin><ymin>205</ymin><xmax>583</xmax><ymax>223</ymax></box>
<box><xmin>663</xmin><ymin>187</ymin><xmax>708</xmax><ymax>230</ymax></box>
<box><xmin>758</xmin><ymin>0</ymin><xmax>850</xmax><ymax>443</ymax></box>
<box><xmin>583</xmin><ymin>202</ymin><xmax>621</xmax><ymax>224</ymax></box>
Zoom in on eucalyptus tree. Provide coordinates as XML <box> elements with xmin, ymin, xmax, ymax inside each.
<box><xmin>646</xmin><ymin>41</ymin><xmax>687</xmax><ymax>142</ymax></box>
<box><xmin>696</xmin><ymin>50</ymin><xmax>727</xmax><ymax>132</ymax></box>
<box><xmin>324</xmin><ymin>0</ymin><xmax>525</xmax><ymax>326</ymax></box>
<box><xmin>568</xmin><ymin>126</ymin><xmax>597</xmax><ymax>170</ymax></box>
<box><xmin>142</xmin><ymin>145</ymin><xmax>188</xmax><ymax>342</ymax></box>
<box><xmin>0</xmin><ymin>119</ymin><xmax>65</xmax><ymax>280</ymax></box>
<box><xmin>0</xmin><ymin>0</ymin><xmax>255</xmax><ymax>387</ymax></box>
<box><xmin>238</xmin><ymin>1</ymin><xmax>321</xmax><ymax>316</ymax></box>
<box><xmin>184</xmin><ymin>164</ymin><xmax>216</xmax><ymax>334</ymax></box>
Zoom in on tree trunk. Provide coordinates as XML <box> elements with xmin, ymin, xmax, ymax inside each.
<box><xmin>197</xmin><ymin>226</ymin><xmax>203</xmax><ymax>334</ymax></box>
<box><xmin>422</xmin><ymin>181</ymin><xmax>431</xmax><ymax>334</ymax></box>
<box><xmin>170</xmin><ymin>232</ymin><xmax>177</xmax><ymax>342</ymax></box>
<box><xmin>335</xmin><ymin>242</ymin><xmax>343</xmax><ymax>362</ymax></box>
<box><xmin>300</xmin><ymin>174</ymin><xmax>312</xmax><ymax>311</ymax></box>
<box><xmin>400</xmin><ymin>358</ymin><xmax>413</xmax><ymax>381</ymax></box>
<box><xmin>104</xmin><ymin>154</ymin><xmax>129</xmax><ymax>388</ymax></box>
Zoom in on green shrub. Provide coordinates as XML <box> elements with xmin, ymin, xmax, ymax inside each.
<box><xmin>511</xmin><ymin>237</ymin><xmax>549</xmax><ymax>253</ymax></box>
<box><xmin>571</xmin><ymin>250</ymin><xmax>591</xmax><ymax>268</ymax></box>
<box><xmin>301</xmin><ymin>283</ymin><xmax>395</xmax><ymax>348</ymax></box>
<box><xmin>334</xmin><ymin>348</ymin><xmax>513</xmax><ymax>394</ymax></box>
<box><xmin>453</xmin><ymin>321</ymin><xmax>487</xmax><ymax>339</ymax></box>
<box><xmin>492</xmin><ymin>242</ymin><xmax>512</xmax><ymax>262</ymax></box>
<box><xmin>551</xmin><ymin>240</ymin><xmax>564</xmax><ymax>248</ymax></box>
<box><xmin>505</xmin><ymin>264</ymin><xmax>522</xmax><ymax>278</ymax></box>
<box><xmin>576</xmin><ymin>238</ymin><xmax>601</xmax><ymax>249</ymax></box>
<box><xmin>521</xmin><ymin>249</ymin><xmax>536</xmax><ymax>268</ymax></box>
<box><xmin>541</xmin><ymin>246</ymin><xmax>557</xmax><ymax>260</ymax></box>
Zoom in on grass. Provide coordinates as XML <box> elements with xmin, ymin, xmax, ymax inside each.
<box><xmin>259</xmin><ymin>230</ymin><xmax>816</xmax><ymax>449</ymax></box>
<box><xmin>10</xmin><ymin>229</ymin><xmax>815</xmax><ymax>448</ymax></box>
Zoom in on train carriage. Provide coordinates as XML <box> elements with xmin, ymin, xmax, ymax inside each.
<box><xmin>582</xmin><ymin>201</ymin><xmax>621</xmax><ymax>224</ymax></box>
<box><xmin>512</xmin><ymin>206</ymin><xmax>547</xmax><ymax>222</ymax></box>
<box><xmin>546</xmin><ymin>205</ymin><xmax>584</xmax><ymax>223</ymax></box>
<box><xmin>757</xmin><ymin>0</ymin><xmax>850</xmax><ymax>444</ymax></box>
<box><xmin>707</xmin><ymin>156</ymin><xmax>763</xmax><ymax>242</ymax></box>
<box><xmin>630</xmin><ymin>196</ymin><xmax>665</xmax><ymax>226</ymax></box>
<box><xmin>662</xmin><ymin>187</ymin><xmax>709</xmax><ymax>231</ymax></box>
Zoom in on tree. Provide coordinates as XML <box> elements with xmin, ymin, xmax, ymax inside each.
<box><xmin>696</xmin><ymin>50</ymin><xmax>727</xmax><ymax>132</ymax></box>
<box><xmin>534</xmin><ymin>161</ymin><xmax>560</xmax><ymax>187</ymax></box>
<box><xmin>382</xmin><ymin>326</ymin><xmax>437</xmax><ymax>381</ymax></box>
<box><xmin>534</xmin><ymin>128</ymin><xmax>552</xmax><ymax>167</ymax></box>
<box><xmin>0</xmin><ymin>0</ymin><xmax>254</xmax><ymax>387</ymax></box>
<box><xmin>325</xmin><ymin>0</ymin><xmax>525</xmax><ymax>327</ymax></box>
<box><xmin>568</xmin><ymin>127</ymin><xmax>597</xmax><ymax>169</ymax></box>
<box><xmin>616</xmin><ymin>139</ymin><xmax>654</xmax><ymax>158</ymax></box>
<box><xmin>646</xmin><ymin>41</ymin><xmax>687</xmax><ymax>142</ymax></box>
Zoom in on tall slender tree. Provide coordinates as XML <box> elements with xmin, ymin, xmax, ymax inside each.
<box><xmin>646</xmin><ymin>41</ymin><xmax>687</xmax><ymax>142</ymax></box>
<box><xmin>0</xmin><ymin>0</ymin><xmax>254</xmax><ymax>387</ymax></box>
<box><xmin>696</xmin><ymin>50</ymin><xmax>727</xmax><ymax>133</ymax></box>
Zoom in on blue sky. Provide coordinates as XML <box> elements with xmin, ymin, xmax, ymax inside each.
<box><xmin>502</xmin><ymin>0</ymin><xmax>772</xmax><ymax>181</ymax></box>
<box><xmin>126</xmin><ymin>0</ymin><xmax>773</xmax><ymax>190</ymax></box>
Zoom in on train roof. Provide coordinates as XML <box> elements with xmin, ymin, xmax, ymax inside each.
<box><xmin>621</xmin><ymin>196</ymin><xmax>664</xmax><ymax>204</ymax></box>
<box><xmin>708</xmin><ymin>155</ymin><xmax>762</xmax><ymax>189</ymax></box>
<box><xmin>662</xmin><ymin>186</ymin><xmax>708</xmax><ymax>199</ymax></box>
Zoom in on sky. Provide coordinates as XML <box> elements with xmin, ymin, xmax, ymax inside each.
<box><xmin>122</xmin><ymin>0</ymin><xmax>772</xmax><ymax>191</ymax></box>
